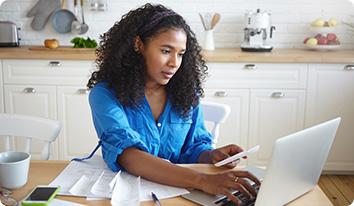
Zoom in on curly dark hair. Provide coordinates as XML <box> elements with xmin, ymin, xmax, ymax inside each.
<box><xmin>87</xmin><ymin>3</ymin><xmax>208</xmax><ymax>117</ymax></box>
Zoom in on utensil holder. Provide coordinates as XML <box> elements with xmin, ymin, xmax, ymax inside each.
<box><xmin>204</xmin><ymin>29</ymin><xmax>215</xmax><ymax>51</ymax></box>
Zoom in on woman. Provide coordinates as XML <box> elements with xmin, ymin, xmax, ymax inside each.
<box><xmin>87</xmin><ymin>3</ymin><xmax>260</xmax><ymax>204</ymax></box>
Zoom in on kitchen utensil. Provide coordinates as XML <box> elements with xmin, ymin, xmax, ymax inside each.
<box><xmin>79</xmin><ymin>0</ymin><xmax>89</xmax><ymax>34</ymax></box>
<box><xmin>27</xmin><ymin>0</ymin><xmax>60</xmax><ymax>31</ymax></box>
<box><xmin>199</xmin><ymin>13</ymin><xmax>207</xmax><ymax>30</ymax></box>
<box><xmin>211</xmin><ymin>13</ymin><xmax>220</xmax><ymax>29</ymax></box>
<box><xmin>204</xmin><ymin>12</ymin><xmax>212</xmax><ymax>30</ymax></box>
<box><xmin>71</xmin><ymin>0</ymin><xmax>81</xmax><ymax>34</ymax></box>
<box><xmin>0</xmin><ymin>21</ymin><xmax>20</xmax><ymax>47</ymax></box>
<box><xmin>52</xmin><ymin>0</ymin><xmax>77</xmax><ymax>33</ymax></box>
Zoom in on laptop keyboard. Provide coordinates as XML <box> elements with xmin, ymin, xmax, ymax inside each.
<box><xmin>217</xmin><ymin>184</ymin><xmax>260</xmax><ymax>206</ymax></box>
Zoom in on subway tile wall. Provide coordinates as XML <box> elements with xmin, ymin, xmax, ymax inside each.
<box><xmin>0</xmin><ymin>0</ymin><xmax>354</xmax><ymax>49</ymax></box>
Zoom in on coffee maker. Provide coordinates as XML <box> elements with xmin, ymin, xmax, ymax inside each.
<box><xmin>241</xmin><ymin>9</ymin><xmax>276</xmax><ymax>52</ymax></box>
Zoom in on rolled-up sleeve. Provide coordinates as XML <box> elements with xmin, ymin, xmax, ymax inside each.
<box><xmin>178</xmin><ymin>104</ymin><xmax>214</xmax><ymax>163</ymax></box>
<box><xmin>89</xmin><ymin>84</ymin><xmax>148</xmax><ymax>172</ymax></box>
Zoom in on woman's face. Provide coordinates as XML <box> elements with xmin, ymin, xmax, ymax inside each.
<box><xmin>140</xmin><ymin>28</ymin><xmax>187</xmax><ymax>86</ymax></box>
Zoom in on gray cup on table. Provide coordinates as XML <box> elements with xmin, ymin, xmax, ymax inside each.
<box><xmin>0</xmin><ymin>151</ymin><xmax>31</xmax><ymax>189</ymax></box>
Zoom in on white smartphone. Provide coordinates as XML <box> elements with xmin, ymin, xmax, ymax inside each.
<box><xmin>21</xmin><ymin>185</ymin><xmax>60</xmax><ymax>206</ymax></box>
<box><xmin>214</xmin><ymin>145</ymin><xmax>260</xmax><ymax>167</ymax></box>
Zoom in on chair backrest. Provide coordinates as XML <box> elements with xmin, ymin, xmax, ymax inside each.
<box><xmin>0</xmin><ymin>113</ymin><xmax>61</xmax><ymax>160</ymax></box>
<box><xmin>200</xmin><ymin>101</ymin><xmax>231</xmax><ymax>147</ymax></box>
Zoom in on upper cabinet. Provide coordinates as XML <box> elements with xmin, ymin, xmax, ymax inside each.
<box><xmin>305</xmin><ymin>64</ymin><xmax>354</xmax><ymax>171</ymax></box>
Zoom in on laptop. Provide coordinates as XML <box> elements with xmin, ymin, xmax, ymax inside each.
<box><xmin>182</xmin><ymin>117</ymin><xmax>341</xmax><ymax>206</ymax></box>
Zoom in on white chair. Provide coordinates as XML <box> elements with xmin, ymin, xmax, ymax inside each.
<box><xmin>201</xmin><ymin>101</ymin><xmax>231</xmax><ymax>147</ymax></box>
<box><xmin>0</xmin><ymin>113</ymin><xmax>61</xmax><ymax>160</ymax></box>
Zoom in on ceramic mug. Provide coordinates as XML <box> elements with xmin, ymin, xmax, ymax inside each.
<box><xmin>0</xmin><ymin>151</ymin><xmax>31</xmax><ymax>189</ymax></box>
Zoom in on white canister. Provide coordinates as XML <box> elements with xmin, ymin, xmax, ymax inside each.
<box><xmin>0</xmin><ymin>151</ymin><xmax>31</xmax><ymax>189</ymax></box>
<box><xmin>203</xmin><ymin>29</ymin><xmax>215</xmax><ymax>51</ymax></box>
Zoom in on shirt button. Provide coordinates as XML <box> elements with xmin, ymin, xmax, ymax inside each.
<box><xmin>157</xmin><ymin>122</ymin><xmax>162</xmax><ymax>127</ymax></box>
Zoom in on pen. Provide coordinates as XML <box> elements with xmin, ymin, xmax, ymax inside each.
<box><xmin>151</xmin><ymin>192</ymin><xmax>162</xmax><ymax>206</ymax></box>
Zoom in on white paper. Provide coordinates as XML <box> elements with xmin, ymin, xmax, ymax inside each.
<box><xmin>50</xmin><ymin>155</ymin><xmax>189</xmax><ymax>201</ymax></box>
<box><xmin>50</xmin><ymin>156</ymin><xmax>109</xmax><ymax>196</ymax></box>
<box><xmin>49</xmin><ymin>199</ymin><xmax>86</xmax><ymax>206</ymax></box>
<box><xmin>140</xmin><ymin>178</ymin><xmax>190</xmax><ymax>201</ymax></box>
<box><xmin>90</xmin><ymin>170</ymin><xmax>116</xmax><ymax>197</ymax></box>
<box><xmin>111</xmin><ymin>172</ymin><xmax>140</xmax><ymax>206</ymax></box>
<box><xmin>69</xmin><ymin>175</ymin><xmax>92</xmax><ymax>196</ymax></box>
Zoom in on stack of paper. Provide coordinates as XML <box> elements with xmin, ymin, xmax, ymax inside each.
<box><xmin>49</xmin><ymin>156</ymin><xmax>189</xmax><ymax>204</ymax></box>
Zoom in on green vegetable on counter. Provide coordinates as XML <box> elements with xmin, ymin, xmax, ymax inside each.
<box><xmin>70</xmin><ymin>37</ymin><xmax>97</xmax><ymax>48</ymax></box>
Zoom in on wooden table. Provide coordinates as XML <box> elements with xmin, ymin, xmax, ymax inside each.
<box><xmin>11</xmin><ymin>160</ymin><xmax>333</xmax><ymax>206</ymax></box>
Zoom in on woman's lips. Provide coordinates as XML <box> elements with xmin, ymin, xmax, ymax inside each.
<box><xmin>162</xmin><ymin>71</ymin><xmax>175</xmax><ymax>79</ymax></box>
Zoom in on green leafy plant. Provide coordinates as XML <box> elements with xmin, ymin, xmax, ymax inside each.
<box><xmin>70</xmin><ymin>37</ymin><xmax>97</xmax><ymax>48</ymax></box>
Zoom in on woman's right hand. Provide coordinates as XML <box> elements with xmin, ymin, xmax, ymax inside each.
<box><xmin>197</xmin><ymin>170</ymin><xmax>261</xmax><ymax>205</ymax></box>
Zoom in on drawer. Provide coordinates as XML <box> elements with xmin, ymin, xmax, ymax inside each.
<box><xmin>3</xmin><ymin>60</ymin><xmax>95</xmax><ymax>85</ymax></box>
<box><xmin>205</xmin><ymin>63</ymin><xmax>307</xmax><ymax>89</ymax></box>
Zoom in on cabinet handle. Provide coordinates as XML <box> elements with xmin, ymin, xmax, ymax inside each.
<box><xmin>344</xmin><ymin>65</ymin><xmax>354</xmax><ymax>71</ymax></box>
<box><xmin>214</xmin><ymin>91</ymin><xmax>228</xmax><ymax>97</ymax></box>
<box><xmin>49</xmin><ymin>61</ymin><xmax>61</xmax><ymax>67</ymax></box>
<box><xmin>77</xmin><ymin>89</ymin><xmax>89</xmax><ymax>94</ymax></box>
<box><xmin>271</xmin><ymin>92</ymin><xmax>285</xmax><ymax>98</ymax></box>
<box><xmin>23</xmin><ymin>88</ymin><xmax>36</xmax><ymax>93</ymax></box>
<box><xmin>244</xmin><ymin>64</ymin><xmax>257</xmax><ymax>70</ymax></box>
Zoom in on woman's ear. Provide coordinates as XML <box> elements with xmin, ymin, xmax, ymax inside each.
<box><xmin>134</xmin><ymin>36</ymin><xmax>144</xmax><ymax>53</ymax></box>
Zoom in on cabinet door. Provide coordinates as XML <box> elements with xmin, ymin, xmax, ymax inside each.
<box><xmin>0</xmin><ymin>60</ymin><xmax>3</xmax><ymax>113</ymax></box>
<box><xmin>306</xmin><ymin>64</ymin><xmax>354</xmax><ymax>171</ymax></box>
<box><xmin>57</xmin><ymin>86</ymin><xmax>99</xmax><ymax>160</ymax></box>
<box><xmin>3</xmin><ymin>85</ymin><xmax>58</xmax><ymax>159</ymax></box>
<box><xmin>248</xmin><ymin>89</ymin><xmax>306</xmax><ymax>166</ymax></box>
<box><xmin>0</xmin><ymin>84</ymin><xmax>3</xmax><ymax>113</ymax></box>
<box><xmin>203</xmin><ymin>89</ymin><xmax>249</xmax><ymax>149</ymax></box>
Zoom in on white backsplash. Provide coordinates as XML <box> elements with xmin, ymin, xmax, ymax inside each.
<box><xmin>1</xmin><ymin>0</ymin><xmax>354</xmax><ymax>49</ymax></box>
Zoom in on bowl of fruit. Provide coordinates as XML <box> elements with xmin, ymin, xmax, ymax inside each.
<box><xmin>304</xmin><ymin>17</ymin><xmax>340</xmax><ymax>51</ymax></box>
<box><xmin>310</xmin><ymin>17</ymin><xmax>337</xmax><ymax>34</ymax></box>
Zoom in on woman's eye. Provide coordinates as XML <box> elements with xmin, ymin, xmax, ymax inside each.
<box><xmin>178</xmin><ymin>53</ymin><xmax>185</xmax><ymax>57</ymax></box>
<box><xmin>161</xmin><ymin>49</ymin><xmax>170</xmax><ymax>54</ymax></box>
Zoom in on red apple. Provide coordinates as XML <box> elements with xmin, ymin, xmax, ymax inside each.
<box><xmin>303</xmin><ymin>37</ymin><xmax>310</xmax><ymax>44</ymax></box>
<box><xmin>315</xmin><ymin>33</ymin><xmax>323</xmax><ymax>40</ymax></box>
<box><xmin>327</xmin><ymin>33</ymin><xmax>337</xmax><ymax>41</ymax></box>
<box><xmin>317</xmin><ymin>36</ymin><xmax>328</xmax><ymax>45</ymax></box>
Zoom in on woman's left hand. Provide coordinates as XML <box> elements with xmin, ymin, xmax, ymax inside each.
<box><xmin>199</xmin><ymin>144</ymin><xmax>245</xmax><ymax>168</ymax></box>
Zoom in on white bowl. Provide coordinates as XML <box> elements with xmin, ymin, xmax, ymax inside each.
<box><xmin>305</xmin><ymin>44</ymin><xmax>340</xmax><ymax>51</ymax></box>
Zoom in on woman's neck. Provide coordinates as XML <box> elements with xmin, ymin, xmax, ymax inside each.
<box><xmin>145</xmin><ymin>81</ymin><xmax>165</xmax><ymax>96</ymax></box>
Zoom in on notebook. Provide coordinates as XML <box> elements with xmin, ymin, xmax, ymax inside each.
<box><xmin>182</xmin><ymin>117</ymin><xmax>341</xmax><ymax>206</ymax></box>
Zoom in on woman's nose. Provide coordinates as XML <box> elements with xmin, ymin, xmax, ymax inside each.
<box><xmin>168</xmin><ymin>54</ymin><xmax>179</xmax><ymax>67</ymax></box>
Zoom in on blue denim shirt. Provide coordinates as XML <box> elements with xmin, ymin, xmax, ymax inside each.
<box><xmin>89</xmin><ymin>82</ymin><xmax>213</xmax><ymax>172</ymax></box>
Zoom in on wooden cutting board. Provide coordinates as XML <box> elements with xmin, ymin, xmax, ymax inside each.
<box><xmin>28</xmin><ymin>46</ymin><xmax>95</xmax><ymax>52</ymax></box>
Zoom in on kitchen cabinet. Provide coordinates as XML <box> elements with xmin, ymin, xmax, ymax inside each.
<box><xmin>248</xmin><ymin>89</ymin><xmax>305</xmax><ymax>166</ymax></box>
<box><xmin>4</xmin><ymin>85</ymin><xmax>58</xmax><ymax>159</ymax></box>
<box><xmin>2</xmin><ymin>59</ymin><xmax>98</xmax><ymax>160</ymax></box>
<box><xmin>57</xmin><ymin>86</ymin><xmax>99</xmax><ymax>160</ymax></box>
<box><xmin>203</xmin><ymin>89</ymin><xmax>249</xmax><ymax>149</ymax></box>
<box><xmin>204</xmin><ymin>63</ymin><xmax>307</xmax><ymax>167</ymax></box>
<box><xmin>305</xmin><ymin>64</ymin><xmax>354</xmax><ymax>172</ymax></box>
<box><xmin>0</xmin><ymin>60</ymin><xmax>4</xmax><ymax>113</ymax></box>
